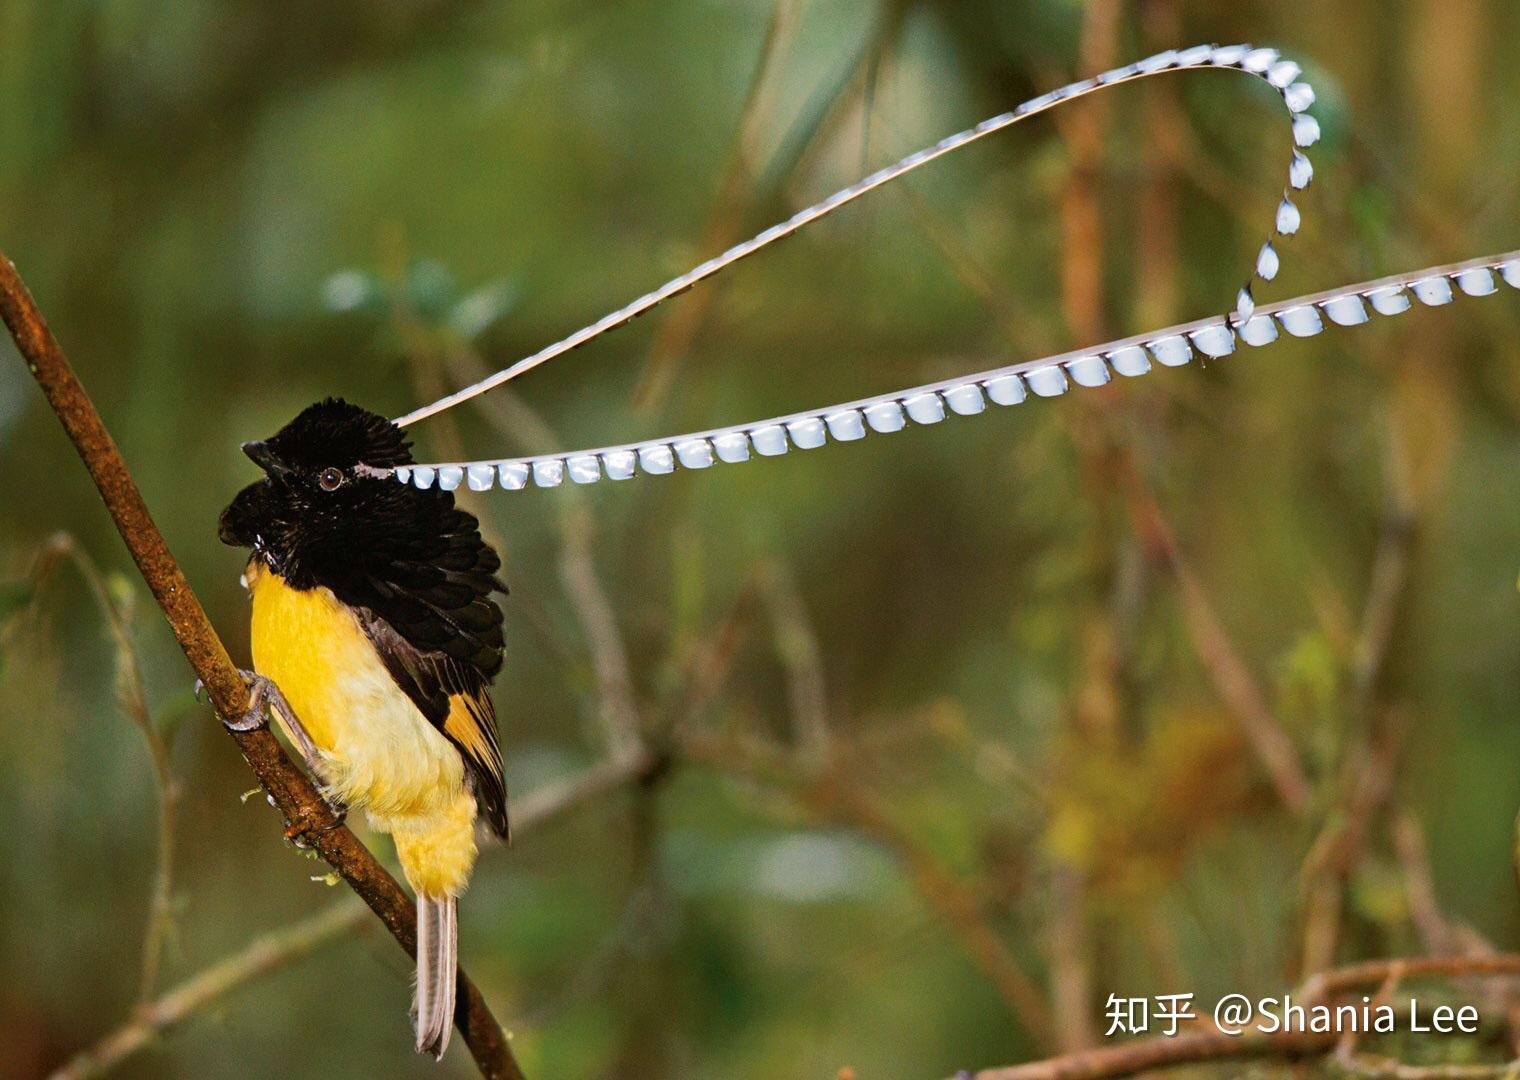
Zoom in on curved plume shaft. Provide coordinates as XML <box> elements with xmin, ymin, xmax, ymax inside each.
<box><xmin>394</xmin><ymin>42</ymin><xmax>1319</xmax><ymax>428</ymax></box>
<box><xmin>389</xmin><ymin>253</ymin><xmax>1520</xmax><ymax>493</ymax></box>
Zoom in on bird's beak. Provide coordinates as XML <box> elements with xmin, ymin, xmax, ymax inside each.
<box><xmin>241</xmin><ymin>440</ymin><xmax>290</xmax><ymax>477</ymax></box>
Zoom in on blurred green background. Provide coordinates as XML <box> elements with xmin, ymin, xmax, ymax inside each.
<box><xmin>2</xmin><ymin>1</ymin><xmax>1518</xmax><ymax>1077</ymax></box>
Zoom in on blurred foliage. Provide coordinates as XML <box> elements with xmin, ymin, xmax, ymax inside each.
<box><xmin>2</xmin><ymin>1</ymin><xmax>1519</xmax><ymax>1078</ymax></box>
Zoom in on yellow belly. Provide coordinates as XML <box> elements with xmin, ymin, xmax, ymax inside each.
<box><xmin>246</xmin><ymin>559</ymin><xmax>477</xmax><ymax>896</ymax></box>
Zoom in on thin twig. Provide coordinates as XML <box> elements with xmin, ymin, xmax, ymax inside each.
<box><xmin>896</xmin><ymin>184</ymin><xmax>1049</xmax><ymax>357</ymax></box>
<box><xmin>435</xmin><ymin>345</ymin><xmax>646</xmax><ymax>761</ymax></box>
<box><xmin>1297</xmin><ymin>415</ymin><xmax>1422</xmax><ymax>973</ymax></box>
<box><xmin>633</xmin><ymin>0</ymin><xmax>799</xmax><ymax>411</ymax></box>
<box><xmin>1395</xmin><ymin>814</ymin><xmax>1459</xmax><ymax>953</ymax></box>
<box><xmin>962</xmin><ymin>1027</ymin><xmax>1335</xmax><ymax>1080</ymax></box>
<box><xmin>1042</xmin><ymin>9</ymin><xmax>1127</xmax><ymax>1050</ymax></box>
<box><xmin>30</xmin><ymin>533</ymin><xmax>182</xmax><ymax>1003</ymax></box>
<box><xmin>815</xmin><ymin>780</ymin><xmax>1056</xmax><ymax>1048</ymax></box>
<box><xmin>1392</xmin><ymin>813</ymin><xmax>1520</xmax><ymax>1052</ymax></box>
<box><xmin>756</xmin><ymin>558</ymin><xmax>830</xmax><ymax>761</ymax></box>
<box><xmin>557</xmin><ymin>505</ymin><xmax>643</xmax><ymax>762</ymax></box>
<box><xmin>957</xmin><ymin>954</ymin><xmax>1520</xmax><ymax>1080</ymax></box>
<box><xmin>682</xmin><ymin>730</ymin><xmax>1057</xmax><ymax>1049</ymax></box>
<box><xmin>1334</xmin><ymin>962</ymin><xmax>1404</xmax><ymax>1071</ymax></box>
<box><xmin>0</xmin><ymin>251</ymin><xmax>525</xmax><ymax>1080</ymax></box>
<box><xmin>1129</xmin><ymin>491</ymin><xmax>1312</xmax><ymax>815</ymax></box>
<box><xmin>1334</xmin><ymin>1053</ymin><xmax>1517</xmax><ymax>1080</ymax></box>
<box><xmin>1047</xmin><ymin>865</ymin><xmax>1094</xmax><ymax>1054</ymax></box>
<box><xmin>48</xmin><ymin>900</ymin><xmax>370</xmax><ymax>1080</ymax></box>
<box><xmin>1352</xmin><ymin>413</ymin><xmax>1419</xmax><ymax>718</ymax></box>
<box><xmin>1296</xmin><ymin>707</ymin><xmax>1411</xmax><ymax>975</ymax></box>
<box><xmin>509</xmin><ymin>751</ymin><xmax>660</xmax><ymax>833</ymax></box>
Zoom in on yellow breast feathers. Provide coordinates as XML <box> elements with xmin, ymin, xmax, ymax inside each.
<box><xmin>245</xmin><ymin>559</ymin><xmax>477</xmax><ymax>895</ymax></box>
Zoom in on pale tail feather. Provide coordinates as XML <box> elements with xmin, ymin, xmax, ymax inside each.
<box><xmin>414</xmin><ymin>893</ymin><xmax>457</xmax><ymax>1058</ymax></box>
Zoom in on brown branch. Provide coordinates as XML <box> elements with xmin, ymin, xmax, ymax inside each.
<box><xmin>48</xmin><ymin>899</ymin><xmax>370</xmax><ymax>1080</ymax></box>
<box><xmin>1352</xmin><ymin>413</ymin><xmax>1420</xmax><ymax>719</ymax></box>
<box><xmin>509</xmin><ymin>750</ymin><xmax>660</xmax><ymax>832</ymax></box>
<box><xmin>1296</xmin><ymin>417</ymin><xmax>1422</xmax><ymax>973</ymax></box>
<box><xmin>756</xmin><ymin>558</ymin><xmax>831</xmax><ymax>761</ymax></box>
<box><xmin>813</xmin><ymin>779</ymin><xmax>1056</xmax><ymax>1047</ymax></box>
<box><xmin>962</xmin><ymin>1027</ymin><xmax>1337</xmax><ymax>1080</ymax></box>
<box><xmin>898</xmin><ymin>185</ymin><xmax>1048</xmax><ymax>357</ymax></box>
<box><xmin>1296</xmin><ymin>707</ymin><xmax>1411</xmax><ymax>975</ymax></box>
<box><xmin>682</xmin><ymin>731</ymin><xmax>1057</xmax><ymax>1048</ymax></box>
<box><xmin>958</xmin><ymin>954</ymin><xmax>1520</xmax><ymax>1080</ymax></box>
<box><xmin>0</xmin><ymin>251</ymin><xmax>525</xmax><ymax>1079</ymax></box>
<box><xmin>1395</xmin><ymin>814</ymin><xmax>1461</xmax><ymax>956</ymax></box>
<box><xmin>632</xmin><ymin>0</ymin><xmax>799</xmax><ymax>412</ymax></box>
<box><xmin>557</xmin><ymin>504</ymin><xmax>643</xmax><ymax>762</ymax></box>
<box><xmin>1129</xmin><ymin>492</ymin><xmax>1312</xmax><ymax>815</ymax></box>
<box><xmin>29</xmin><ymin>533</ymin><xmax>182</xmax><ymax>1003</ymax></box>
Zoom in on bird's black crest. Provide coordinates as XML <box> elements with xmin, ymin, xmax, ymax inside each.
<box><xmin>264</xmin><ymin>397</ymin><xmax>414</xmax><ymax>470</ymax></box>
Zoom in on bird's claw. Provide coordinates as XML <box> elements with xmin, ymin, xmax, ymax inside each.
<box><xmin>284</xmin><ymin>803</ymin><xmax>347</xmax><ymax>843</ymax></box>
<box><xmin>223</xmin><ymin>669</ymin><xmax>271</xmax><ymax>732</ymax></box>
<box><xmin>228</xmin><ymin>669</ymin><xmax>345</xmax><ymax>838</ymax></box>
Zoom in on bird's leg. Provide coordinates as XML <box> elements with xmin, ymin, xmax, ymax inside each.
<box><xmin>232</xmin><ymin>670</ymin><xmax>348</xmax><ymax>831</ymax></box>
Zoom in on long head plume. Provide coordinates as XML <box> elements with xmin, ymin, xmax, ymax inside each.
<box><xmin>375</xmin><ymin>44</ymin><xmax>1517</xmax><ymax>495</ymax></box>
<box><xmin>393</xmin><ymin>44</ymin><xmax>1315</xmax><ymax>429</ymax></box>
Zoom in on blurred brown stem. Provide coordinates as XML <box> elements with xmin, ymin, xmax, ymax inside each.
<box><xmin>683</xmin><ymin>730</ymin><xmax>1057</xmax><ymax>1049</ymax></box>
<box><xmin>757</xmin><ymin>557</ymin><xmax>831</xmax><ymax>761</ymax></box>
<box><xmin>30</xmin><ymin>533</ymin><xmax>181</xmax><ymax>1004</ymax></box>
<box><xmin>0</xmin><ymin>251</ymin><xmax>525</xmax><ymax>1080</ymax></box>
<box><xmin>49</xmin><ymin>900</ymin><xmax>369</xmax><ymax>1080</ymax></box>
<box><xmin>959</xmin><ymin>954</ymin><xmax>1520</xmax><ymax>1080</ymax></box>
<box><xmin>558</xmin><ymin>504</ymin><xmax>643</xmax><ymax>762</ymax></box>
<box><xmin>1130</xmin><ymin>491</ymin><xmax>1311</xmax><ymax>815</ymax></box>
<box><xmin>633</xmin><ymin>0</ymin><xmax>798</xmax><ymax>412</ymax></box>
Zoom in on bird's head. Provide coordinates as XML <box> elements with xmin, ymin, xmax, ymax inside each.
<box><xmin>219</xmin><ymin>398</ymin><xmax>432</xmax><ymax>584</ymax></box>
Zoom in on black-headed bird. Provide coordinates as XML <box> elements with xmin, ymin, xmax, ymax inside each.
<box><xmin>218</xmin><ymin>398</ymin><xmax>508</xmax><ymax>1058</ymax></box>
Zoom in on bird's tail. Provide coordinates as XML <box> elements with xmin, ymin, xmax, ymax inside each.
<box><xmin>414</xmin><ymin>892</ymin><xmax>457</xmax><ymax>1059</ymax></box>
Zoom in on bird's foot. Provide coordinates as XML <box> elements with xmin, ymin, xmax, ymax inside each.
<box><xmin>224</xmin><ymin>670</ymin><xmax>273</xmax><ymax>732</ymax></box>
<box><xmin>283</xmin><ymin>798</ymin><xmax>348</xmax><ymax>846</ymax></box>
<box><xmin>232</xmin><ymin>670</ymin><xmax>347</xmax><ymax>832</ymax></box>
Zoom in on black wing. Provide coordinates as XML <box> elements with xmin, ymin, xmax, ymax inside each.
<box><xmin>329</xmin><ymin>500</ymin><xmax>510</xmax><ymax>837</ymax></box>
<box><xmin>359</xmin><ymin>613</ymin><xmax>510</xmax><ymax>838</ymax></box>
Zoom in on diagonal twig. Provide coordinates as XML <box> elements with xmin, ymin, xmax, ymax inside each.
<box><xmin>435</xmin><ymin>345</ymin><xmax>646</xmax><ymax>762</ymax></box>
<box><xmin>957</xmin><ymin>954</ymin><xmax>1520</xmax><ymax>1080</ymax></box>
<box><xmin>48</xmin><ymin>900</ymin><xmax>369</xmax><ymax>1080</ymax></box>
<box><xmin>681</xmin><ymin>729</ymin><xmax>1057</xmax><ymax>1049</ymax></box>
<box><xmin>29</xmin><ymin>534</ymin><xmax>183</xmax><ymax>1004</ymax></box>
<box><xmin>633</xmin><ymin>0</ymin><xmax>800</xmax><ymax>412</ymax></box>
<box><xmin>1129</xmin><ymin>490</ymin><xmax>1312</xmax><ymax>815</ymax></box>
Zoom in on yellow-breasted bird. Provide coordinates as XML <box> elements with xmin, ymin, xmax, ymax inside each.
<box><xmin>218</xmin><ymin>398</ymin><xmax>508</xmax><ymax>1058</ymax></box>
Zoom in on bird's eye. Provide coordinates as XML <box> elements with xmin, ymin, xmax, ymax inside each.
<box><xmin>318</xmin><ymin>467</ymin><xmax>345</xmax><ymax>492</ymax></box>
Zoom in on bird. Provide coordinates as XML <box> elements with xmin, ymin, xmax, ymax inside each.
<box><xmin>218</xmin><ymin>397</ymin><xmax>508</xmax><ymax>1058</ymax></box>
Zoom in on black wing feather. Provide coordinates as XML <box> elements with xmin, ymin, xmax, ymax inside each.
<box><xmin>324</xmin><ymin>498</ymin><xmax>510</xmax><ymax>837</ymax></box>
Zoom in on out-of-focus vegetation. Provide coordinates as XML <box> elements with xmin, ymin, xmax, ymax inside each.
<box><xmin>2</xmin><ymin>1</ymin><xmax>1519</xmax><ymax>1077</ymax></box>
